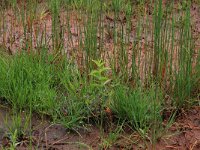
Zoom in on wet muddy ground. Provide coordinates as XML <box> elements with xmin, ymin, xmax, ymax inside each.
<box><xmin>0</xmin><ymin>105</ymin><xmax>200</xmax><ymax>149</ymax></box>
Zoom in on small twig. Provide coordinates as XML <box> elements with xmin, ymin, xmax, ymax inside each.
<box><xmin>44</xmin><ymin>124</ymin><xmax>54</xmax><ymax>149</ymax></box>
<box><xmin>165</xmin><ymin>145</ymin><xmax>179</xmax><ymax>149</ymax></box>
<box><xmin>50</xmin><ymin>135</ymin><xmax>69</xmax><ymax>146</ymax></box>
<box><xmin>189</xmin><ymin>140</ymin><xmax>199</xmax><ymax>150</ymax></box>
<box><xmin>50</xmin><ymin>141</ymin><xmax>93</xmax><ymax>150</ymax></box>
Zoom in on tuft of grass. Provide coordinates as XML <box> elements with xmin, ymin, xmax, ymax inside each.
<box><xmin>0</xmin><ymin>51</ymin><xmax>57</xmax><ymax>115</ymax></box>
<box><xmin>3</xmin><ymin>113</ymin><xmax>31</xmax><ymax>150</ymax></box>
<box><xmin>57</xmin><ymin>59</ymin><xmax>112</xmax><ymax>129</ymax></box>
<box><xmin>111</xmin><ymin>84</ymin><xmax>163</xmax><ymax>131</ymax></box>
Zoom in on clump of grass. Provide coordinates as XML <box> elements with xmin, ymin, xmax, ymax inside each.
<box><xmin>55</xmin><ymin>60</ymin><xmax>88</xmax><ymax>129</ymax></box>
<box><xmin>57</xmin><ymin>59</ymin><xmax>112</xmax><ymax>128</ymax></box>
<box><xmin>0</xmin><ymin>50</ymin><xmax>57</xmax><ymax>115</ymax></box>
<box><xmin>0</xmin><ymin>48</ymin><xmax>114</xmax><ymax>130</ymax></box>
<box><xmin>0</xmin><ymin>50</ymin><xmax>85</xmax><ymax>129</ymax></box>
<box><xmin>111</xmin><ymin>84</ymin><xmax>163</xmax><ymax>131</ymax></box>
<box><xmin>1</xmin><ymin>112</ymin><xmax>32</xmax><ymax>150</ymax></box>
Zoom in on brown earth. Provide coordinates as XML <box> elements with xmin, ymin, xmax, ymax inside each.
<box><xmin>0</xmin><ymin>105</ymin><xmax>200</xmax><ymax>150</ymax></box>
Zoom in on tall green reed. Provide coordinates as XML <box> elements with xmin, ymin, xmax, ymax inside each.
<box><xmin>173</xmin><ymin>1</ymin><xmax>196</xmax><ymax>108</ymax></box>
<box><xmin>50</xmin><ymin>0</ymin><xmax>62</xmax><ymax>53</ymax></box>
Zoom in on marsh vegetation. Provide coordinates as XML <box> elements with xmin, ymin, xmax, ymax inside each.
<box><xmin>0</xmin><ymin>0</ymin><xmax>199</xmax><ymax>149</ymax></box>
